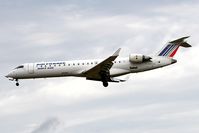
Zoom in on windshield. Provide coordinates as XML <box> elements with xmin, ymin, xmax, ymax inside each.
<box><xmin>15</xmin><ymin>65</ymin><xmax>24</xmax><ymax>69</ymax></box>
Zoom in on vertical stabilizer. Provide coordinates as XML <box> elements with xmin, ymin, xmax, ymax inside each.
<box><xmin>157</xmin><ymin>36</ymin><xmax>191</xmax><ymax>58</ymax></box>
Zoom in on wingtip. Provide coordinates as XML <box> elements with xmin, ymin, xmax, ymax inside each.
<box><xmin>113</xmin><ymin>48</ymin><xmax>121</xmax><ymax>56</ymax></box>
<box><xmin>183</xmin><ymin>36</ymin><xmax>190</xmax><ymax>39</ymax></box>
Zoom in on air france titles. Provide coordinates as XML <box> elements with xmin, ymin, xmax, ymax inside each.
<box><xmin>36</xmin><ymin>62</ymin><xmax>65</xmax><ymax>70</ymax></box>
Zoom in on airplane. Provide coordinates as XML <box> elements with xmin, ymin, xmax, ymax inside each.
<box><xmin>5</xmin><ymin>36</ymin><xmax>191</xmax><ymax>87</ymax></box>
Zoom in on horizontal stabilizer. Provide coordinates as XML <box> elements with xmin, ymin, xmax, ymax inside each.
<box><xmin>180</xmin><ymin>42</ymin><xmax>192</xmax><ymax>47</ymax></box>
<box><xmin>169</xmin><ymin>36</ymin><xmax>191</xmax><ymax>47</ymax></box>
<box><xmin>169</xmin><ymin>36</ymin><xmax>190</xmax><ymax>43</ymax></box>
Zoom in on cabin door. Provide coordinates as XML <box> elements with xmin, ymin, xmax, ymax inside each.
<box><xmin>28</xmin><ymin>63</ymin><xmax>34</xmax><ymax>74</ymax></box>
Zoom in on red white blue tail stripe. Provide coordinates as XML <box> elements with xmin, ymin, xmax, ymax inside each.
<box><xmin>158</xmin><ymin>36</ymin><xmax>191</xmax><ymax>57</ymax></box>
<box><xmin>158</xmin><ymin>43</ymin><xmax>180</xmax><ymax>57</ymax></box>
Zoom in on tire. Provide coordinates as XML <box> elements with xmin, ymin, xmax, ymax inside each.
<box><xmin>103</xmin><ymin>82</ymin><xmax>108</xmax><ymax>87</ymax></box>
<box><xmin>16</xmin><ymin>83</ymin><xmax>19</xmax><ymax>86</ymax></box>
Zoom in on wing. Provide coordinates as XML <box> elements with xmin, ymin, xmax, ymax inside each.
<box><xmin>83</xmin><ymin>48</ymin><xmax>121</xmax><ymax>81</ymax></box>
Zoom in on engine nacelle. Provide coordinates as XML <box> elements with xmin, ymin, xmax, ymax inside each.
<box><xmin>129</xmin><ymin>54</ymin><xmax>151</xmax><ymax>63</ymax></box>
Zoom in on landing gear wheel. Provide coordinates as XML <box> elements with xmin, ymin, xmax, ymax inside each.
<box><xmin>16</xmin><ymin>82</ymin><xmax>19</xmax><ymax>86</ymax></box>
<box><xmin>100</xmin><ymin>71</ymin><xmax>110</xmax><ymax>87</ymax></box>
<box><xmin>103</xmin><ymin>82</ymin><xmax>108</xmax><ymax>87</ymax></box>
<box><xmin>15</xmin><ymin>79</ymin><xmax>19</xmax><ymax>86</ymax></box>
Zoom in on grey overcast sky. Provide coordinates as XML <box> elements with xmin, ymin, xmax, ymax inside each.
<box><xmin>0</xmin><ymin>0</ymin><xmax>199</xmax><ymax>133</ymax></box>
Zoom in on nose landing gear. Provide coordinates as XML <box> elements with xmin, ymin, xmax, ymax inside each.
<box><xmin>15</xmin><ymin>79</ymin><xmax>19</xmax><ymax>86</ymax></box>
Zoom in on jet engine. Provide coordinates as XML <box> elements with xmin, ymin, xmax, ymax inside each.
<box><xmin>129</xmin><ymin>54</ymin><xmax>152</xmax><ymax>63</ymax></box>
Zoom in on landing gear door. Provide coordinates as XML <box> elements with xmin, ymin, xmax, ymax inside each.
<box><xmin>28</xmin><ymin>63</ymin><xmax>34</xmax><ymax>74</ymax></box>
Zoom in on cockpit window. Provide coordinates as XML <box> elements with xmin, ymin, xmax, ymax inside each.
<box><xmin>15</xmin><ymin>65</ymin><xmax>24</xmax><ymax>69</ymax></box>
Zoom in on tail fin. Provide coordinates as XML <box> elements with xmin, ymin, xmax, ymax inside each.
<box><xmin>157</xmin><ymin>36</ymin><xmax>191</xmax><ymax>58</ymax></box>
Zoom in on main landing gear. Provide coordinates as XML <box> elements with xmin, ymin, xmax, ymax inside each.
<box><xmin>100</xmin><ymin>73</ymin><xmax>109</xmax><ymax>87</ymax></box>
<box><xmin>15</xmin><ymin>79</ymin><xmax>19</xmax><ymax>86</ymax></box>
<box><xmin>102</xmin><ymin>81</ymin><xmax>108</xmax><ymax>87</ymax></box>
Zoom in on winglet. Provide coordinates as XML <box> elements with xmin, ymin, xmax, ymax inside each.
<box><xmin>113</xmin><ymin>48</ymin><xmax>121</xmax><ymax>57</ymax></box>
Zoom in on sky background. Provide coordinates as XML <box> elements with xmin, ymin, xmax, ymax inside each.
<box><xmin>0</xmin><ymin>0</ymin><xmax>199</xmax><ymax>133</ymax></box>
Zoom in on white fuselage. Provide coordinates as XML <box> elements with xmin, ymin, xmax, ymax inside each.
<box><xmin>6</xmin><ymin>56</ymin><xmax>176</xmax><ymax>80</ymax></box>
<box><xmin>5</xmin><ymin>36</ymin><xmax>190</xmax><ymax>87</ymax></box>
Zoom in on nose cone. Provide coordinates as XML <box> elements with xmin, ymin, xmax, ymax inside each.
<box><xmin>5</xmin><ymin>72</ymin><xmax>14</xmax><ymax>78</ymax></box>
<box><xmin>171</xmin><ymin>59</ymin><xmax>177</xmax><ymax>64</ymax></box>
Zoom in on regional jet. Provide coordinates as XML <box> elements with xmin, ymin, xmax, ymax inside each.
<box><xmin>6</xmin><ymin>37</ymin><xmax>191</xmax><ymax>87</ymax></box>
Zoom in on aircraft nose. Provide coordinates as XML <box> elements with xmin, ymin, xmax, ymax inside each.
<box><xmin>171</xmin><ymin>59</ymin><xmax>177</xmax><ymax>64</ymax></box>
<box><xmin>5</xmin><ymin>72</ymin><xmax>14</xmax><ymax>78</ymax></box>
